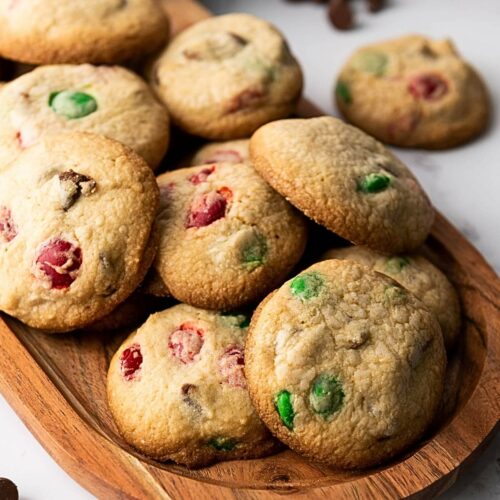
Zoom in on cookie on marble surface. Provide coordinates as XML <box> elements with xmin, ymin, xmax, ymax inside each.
<box><xmin>190</xmin><ymin>139</ymin><xmax>250</xmax><ymax>166</ymax></box>
<box><xmin>322</xmin><ymin>246</ymin><xmax>460</xmax><ymax>349</ymax></box>
<box><xmin>0</xmin><ymin>65</ymin><xmax>169</xmax><ymax>170</ymax></box>
<box><xmin>245</xmin><ymin>259</ymin><xmax>446</xmax><ymax>469</ymax></box>
<box><xmin>107</xmin><ymin>303</ymin><xmax>278</xmax><ymax>467</ymax></box>
<box><xmin>0</xmin><ymin>132</ymin><xmax>159</xmax><ymax>332</ymax></box>
<box><xmin>150</xmin><ymin>13</ymin><xmax>303</xmax><ymax>139</ymax></box>
<box><xmin>250</xmin><ymin>116</ymin><xmax>434</xmax><ymax>254</ymax></box>
<box><xmin>335</xmin><ymin>35</ymin><xmax>489</xmax><ymax>149</ymax></box>
<box><xmin>0</xmin><ymin>0</ymin><xmax>169</xmax><ymax>65</ymax></box>
<box><xmin>154</xmin><ymin>162</ymin><xmax>307</xmax><ymax>311</ymax></box>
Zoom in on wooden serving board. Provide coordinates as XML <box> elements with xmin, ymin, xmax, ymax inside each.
<box><xmin>0</xmin><ymin>1</ymin><xmax>498</xmax><ymax>498</ymax></box>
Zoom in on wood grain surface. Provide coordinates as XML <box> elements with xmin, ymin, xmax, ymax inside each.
<box><xmin>0</xmin><ymin>0</ymin><xmax>498</xmax><ymax>498</ymax></box>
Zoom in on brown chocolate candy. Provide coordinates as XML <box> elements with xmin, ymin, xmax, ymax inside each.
<box><xmin>0</xmin><ymin>478</ymin><xmax>18</xmax><ymax>500</ymax></box>
<box><xmin>328</xmin><ymin>0</ymin><xmax>353</xmax><ymax>30</ymax></box>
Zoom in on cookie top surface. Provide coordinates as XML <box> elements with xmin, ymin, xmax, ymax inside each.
<box><xmin>322</xmin><ymin>246</ymin><xmax>460</xmax><ymax>350</ymax></box>
<box><xmin>0</xmin><ymin>65</ymin><xmax>169</xmax><ymax>169</ymax></box>
<box><xmin>154</xmin><ymin>162</ymin><xmax>307</xmax><ymax>310</ymax></box>
<box><xmin>245</xmin><ymin>259</ymin><xmax>446</xmax><ymax>468</ymax></box>
<box><xmin>335</xmin><ymin>35</ymin><xmax>489</xmax><ymax>149</ymax></box>
<box><xmin>0</xmin><ymin>0</ymin><xmax>169</xmax><ymax>64</ymax></box>
<box><xmin>150</xmin><ymin>13</ymin><xmax>303</xmax><ymax>139</ymax></box>
<box><xmin>0</xmin><ymin>132</ymin><xmax>159</xmax><ymax>332</ymax></box>
<box><xmin>191</xmin><ymin>139</ymin><xmax>250</xmax><ymax>166</ymax></box>
<box><xmin>250</xmin><ymin>116</ymin><xmax>434</xmax><ymax>253</ymax></box>
<box><xmin>107</xmin><ymin>303</ymin><xmax>276</xmax><ymax>466</ymax></box>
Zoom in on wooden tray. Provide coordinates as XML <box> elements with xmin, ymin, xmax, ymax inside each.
<box><xmin>0</xmin><ymin>1</ymin><xmax>498</xmax><ymax>498</ymax></box>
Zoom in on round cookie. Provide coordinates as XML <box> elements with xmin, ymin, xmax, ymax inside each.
<box><xmin>154</xmin><ymin>162</ymin><xmax>307</xmax><ymax>310</ymax></box>
<box><xmin>150</xmin><ymin>13</ymin><xmax>303</xmax><ymax>139</ymax></box>
<box><xmin>190</xmin><ymin>139</ymin><xmax>250</xmax><ymax>166</ymax></box>
<box><xmin>335</xmin><ymin>35</ymin><xmax>489</xmax><ymax>149</ymax></box>
<box><xmin>245</xmin><ymin>259</ymin><xmax>446</xmax><ymax>469</ymax></box>
<box><xmin>107</xmin><ymin>303</ymin><xmax>278</xmax><ymax>467</ymax></box>
<box><xmin>0</xmin><ymin>65</ymin><xmax>169</xmax><ymax>170</ymax></box>
<box><xmin>250</xmin><ymin>116</ymin><xmax>434</xmax><ymax>253</ymax></box>
<box><xmin>0</xmin><ymin>0</ymin><xmax>169</xmax><ymax>65</ymax></box>
<box><xmin>322</xmin><ymin>246</ymin><xmax>460</xmax><ymax>350</ymax></box>
<box><xmin>0</xmin><ymin>132</ymin><xmax>159</xmax><ymax>332</ymax></box>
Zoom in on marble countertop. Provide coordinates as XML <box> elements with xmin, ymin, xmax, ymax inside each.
<box><xmin>0</xmin><ymin>0</ymin><xmax>498</xmax><ymax>498</ymax></box>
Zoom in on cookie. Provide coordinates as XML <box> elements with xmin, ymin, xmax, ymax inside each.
<box><xmin>0</xmin><ymin>0</ymin><xmax>169</xmax><ymax>65</ymax></box>
<box><xmin>141</xmin><ymin>268</ymin><xmax>171</xmax><ymax>298</ymax></box>
<box><xmin>107</xmin><ymin>303</ymin><xmax>278</xmax><ymax>467</ymax></box>
<box><xmin>154</xmin><ymin>162</ymin><xmax>307</xmax><ymax>310</ymax></box>
<box><xmin>335</xmin><ymin>35</ymin><xmax>489</xmax><ymax>149</ymax></box>
<box><xmin>250</xmin><ymin>116</ymin><xmax>434</xmax><ymax>253</ymax></box>
<box><xmin>190</xmin><ymin>139</ymin><xmax>250</xmax><ymax>166</ymax></box>
<box><xmin>0</xmin><ymin>65</ymin><xmax>169</xmax><ymax>170</ymax></box>
<box><xmin>245</xmin><ymin>259</ymin><xmax>446</xmax><ymax>469</ymax></box>
<box><xmin>150</xmin><ymin>13</ymin><xmax>303</xmax><ymax>139</ymax></box>
<box><xmin>322</xmin><ymin>246</ymin><xmax>460</xmax><ymax>350</ymax></box>
<box><xmin>0</xmin><ymin>132</ymin><xmax>159</xmax><ymax>332</ymax></box>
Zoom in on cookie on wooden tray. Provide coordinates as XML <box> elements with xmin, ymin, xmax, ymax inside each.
<box><xmin>322</xmin><ymin>246</ymin><xmax>461</xmax><ymax>350</ymax></box>
<box><xmin>250</xmin><ymin>116</ymin><xmax>434</xmax><ymax>254</ymax></box>
<box><xmin>0</xmin><ymin>0</ymin><xmax>169</xmax><ymax>65</ymax></box>
<box><xmin>153</xmin><ymin>162</ymin><xmax>307</xmax><ymax>311</ymax></box>
<box><xmin>0</xmin><ymin>65</ymin><xmax>169</xmax><ymax>170</ymax></box>
<box><xmin>190</xmin><ymin>139</ymin><xmax>250</xmax><ymax>166</ymax></box>
<box><xmin>0</xmin><ymin>132</ymin><xmax>159</xmax><ymax>332</ymax></box>
<box><xmin>150</xmin><ymin>13</ymin><xmax>303</xmax><ymax>139</ymax></box>
<box><xmin>107</xmin><ymin>303</ymin><xmax>278</xmax><ymax>467</ymax></box>
<box><xmin>335</xmin><ymin>35</ymin><xmax>489</xmax><ymax>149</ymax></box>
<box><xmin>245</xmin><ymin>259</ymin><xmax>446</xmax><ymax>469</ymax></box>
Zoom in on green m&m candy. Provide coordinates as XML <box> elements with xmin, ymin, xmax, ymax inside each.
<box><xmin>385</xmin><ymin>256</ymin><xmax>410</xmax><ymax>274</ymax></box>
<box><xmin>352</xmin><ymin>51</ymin><xmax>388</xmax><ymax>77</ymax></box>
<box><xmin>309</xmin><ymin>374</ymin><xmax>344</xmax><ymax>419</ymax></box>
<box><xmin>49</xmin><ymin>90</ymin><xmax>98</xmax><ymax>119</ymax></box>
<box><xmin>290</xmin><ymin>272</ymin><xmax>324</xmax><ymax>300</ymax></box>
<box><xmin>208</xmin><ymin>436</ymin><xmax>236</xmax><ymax>451</ymax></box>
<box><xmin>275</xmin><ymin>390</ymin><xmax>295</xmax><ymax>430</ymax></box>
<box><xmin>335</xmin><ymin>80</ymin><xmax>352</xmax><ymax>105</ymax></box>
<box><xmin>242</xmin><ymin>233</ymin><xmax>267</xmax><ymax>270</ymax></box>
<box><xmin>357</xmin><ymin>173</ymin><xmax>392</xmax><ymax>193</ymax></box>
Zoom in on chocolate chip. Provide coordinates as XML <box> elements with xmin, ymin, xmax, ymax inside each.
<box><xmin>0</xmin><ymin>478</ymin><xmax>18</xmax><ymax>500</ymax></box>
<box><xmin>367</xmin><ymin>0</ymin><xmax>384</xmax><ymax>12</ymax></box>
<box><xmin>96</xmin><ymin>253</ymin><xmax>119</xmax><ymax>296</ymax></box>
<box><xmin>181</xmin><ymin>384</ymin><xmax>203</xmax><ymax>415</ymax></box>
<box><xmin>228</xmin><ymin>32</ymin><xmax>248</xmax><ymax>46</ymax></box>
<box><xmin>329</xmin><ymin>0</ymin><xmax>353</xmax><ymax>30</ymax></box>
<box><xmin>58</xmin><ymin>169</ymin><xmax>96</xmax><ymax>210</ymax></box>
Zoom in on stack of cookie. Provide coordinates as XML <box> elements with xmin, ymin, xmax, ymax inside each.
<box><xmin>0</xmin><ymin>3</ymin><xmax>480</xmax><ymax>471</ymax></box>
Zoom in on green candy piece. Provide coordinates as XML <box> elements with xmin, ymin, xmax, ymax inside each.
<box><xmin>309</xmin><ymin>374</ymin><xmax>344</xmax><ymax>418</ymax></box>
<box><xmin>275</xmin><ymin>390</ymin><xmax>295</xmax><ymax>430</ymax></box>
<box><xmin>220</xmin><ymin>311</ymin><xmax>250</xmax><ymax>328</ymax></box>
<box><xmin>49</xmin><ymin>90</ymin><xmax>98</xmax><ymax>119</ymax></box>
<box><xmin>384</xmin><ymin>285</ymin><xmax>407</xmax><ymax>304</ymax></box>
<box><xmin>242</xmin><ymin>233</ymin><xmax>267</xmax><ymax>271</ymax></box>
<box><xmin>352</xmin><ymin>51</ymin><xmax>388</xmax><ymax>76</ymax></box>
<box><xmin>208</xmin><ymin>437</ymin><xmax>236</xmax><ymax>451</ymax></box>
<box><xmin>385</xmin><ymin>256</ymin><xmax>410</xmax><ymax>274</ymax></box>
<box><xmin>290</xmin><ymin>272</ymin><xmax>324</xmax><ymax>300</ymax></box>
<box><xmin>336</xmin><ymin>81</ymin><xmax>352</xmax><ymax>105</ymax></box>
<box><xmin>357</xmin><ymin>173</ymin><xmax>392</xmax><ymax>193</ymax></box>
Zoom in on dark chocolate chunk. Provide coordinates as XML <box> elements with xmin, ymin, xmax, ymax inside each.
<box><xmin>0</xmin><ymin>478</ymin><xmax>18</xmax><ymax>500</ymax></box>
<box><xmin>329</xmin><ymin>0</ymin><xmax>354</xmax><ymax>30</ymax></box>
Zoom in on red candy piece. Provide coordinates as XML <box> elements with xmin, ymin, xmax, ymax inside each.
<box><xmin>408</xmin><ymin>74</ymin><xmax>448</xmax><ymax>101</ymax></box>
<box><xmin>34</xmin><ymin>238</ymin><xmax>82</xmax><ymax>290</ymax></box>
<box><xmin>0</xmin><ymin>206</ymin><xmax>17</xmax><ymax>243</ymax></box>
<box><xmin>185</xmin><ymin>188</ymin><xmax>232</xmax><ymax>228</ymax></box>
<box><xmin>189</xmin><ymin>165</ymin><xmax>216</xmax><ymax>185</ymax></box>
<box><xmin>120</xmin><ymin>343</ymin><xmax>143</xmax><ymax>381</ymax></box>
<box><xmin>204</xmin><ymin>150</ymin><xmax>243</xmax><ymax>164</ymax></box>
<box><xmin>168</xmin><ymin>322</ymin><xmax>204</xmax><ymax>364</ymax></box>
<box><xmin>218</xmin><ymin>345</ymin><xmax>246</xmax><ymax>388</ymax></box>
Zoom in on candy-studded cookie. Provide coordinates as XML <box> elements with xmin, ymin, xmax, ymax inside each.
<box><xmin>322</xmin><ymin>246</ymin><xmax>460</xmax><ymax>350</ymax></box>
<box><xmin>154</xmin><ymin>162</ymin><xmax>307</xmax><ymax>310</ymax></box>
<box><xmin>0</xmin><ymin>65</ymin><xmax>169</xmax><ymax>170</ymax></box>
<box><xmin>245</xmin><ymin>260</ymin><xmax>446</xmax><ymax>468</ymax></box>
<box><xmin>335</xmin><ymin>35</ymin><xmax>489</xmax><ymax>149</ymax></box>
<box><xmin>0</xmin><ymin>132</ymin><xmax>159</xmax><ymax>332</ymax></box>
<box><xmin>150</xmin><ymin>13</ymin><xmax>303</xmax><ymax>139</ymax></box>
<box><xmin>191</xmin><ymin>139</ymin><xmax>250</xmax><ymax>166</ymax></box>
<box><xmin>107</xmin><ymin>304</ymin><xmax>278</xmax><ymax>467</ymax></box>
<box><xmin>250</xmin><ymin>117</ymin><xmax>434</xmax><ymax>253</ymax></box>
<box><xmin>0</xmin><ymin>0</ymin><xmax>169</xmax><ymax>65</ymax></box>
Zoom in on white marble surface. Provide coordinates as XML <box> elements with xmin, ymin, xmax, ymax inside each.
<box><xmin>0</xmin><ymin>0</ymin><xmax>498</xmax><ymax>498</ymax></box>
